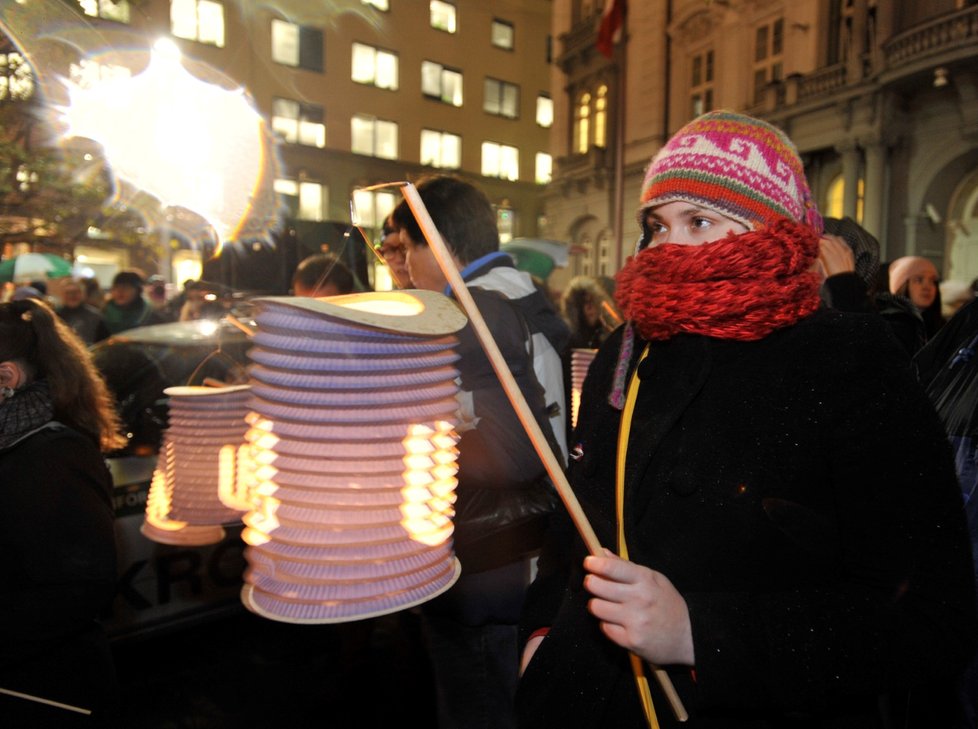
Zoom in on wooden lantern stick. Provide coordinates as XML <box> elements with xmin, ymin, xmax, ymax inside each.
<box><xmin>401</xmin><ymin>183</ymin><xmax>689</xmax><ymax>723</ymax></box>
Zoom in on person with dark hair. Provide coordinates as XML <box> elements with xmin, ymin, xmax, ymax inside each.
<box><xmin>102</xmin><ymin>270</ymin><xmax>164</xmax><ymax>334</ymax></box>
<box><xmin>377</xmin><ymin>214</ymin><xmax>410</xmax><ymax>289</ymax></box>
<box><xmin>391</xmin><ymin>174</ymin><xmax>570</xmax><ymax>729</ymax></box>
<box><xmin>560</xmin><ymin>275</ymin><xmax>622</xmax><ymax>350</ymax></box>
<box><xmin>516</xmin><ymin>111</ymin><xmax>976</xmax><ymax>729</ymax></box>
<box><xmin>56</xmin><ymin>279</ymin><xmax>110</xmax><ymax>345</ymax></box>
<box><xmin>291</xmin><ymin>253</ymin><xmax>356</xmax><ymax>297</ymax></box>
<box><xmin>0</xmin><ymin>297</ymin><xmax>126</xmax><ymax>727</ymax></box>
<box><xmin>889</xmin><ymin>255</ymin><xmax>946</xmax><ymax>342</ymax></box>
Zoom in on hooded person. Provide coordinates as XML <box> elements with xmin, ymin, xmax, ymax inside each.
<box><xmin>516</xmin><ymin>110</ymin><xmax>976</xmax><ymax>729</ymax></box>
<box><xmin>102</xmin><ymin>271</ymin><xmax>165</xmax><ymax>334</ymax></box>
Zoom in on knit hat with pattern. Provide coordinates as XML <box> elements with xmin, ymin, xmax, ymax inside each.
<box><xmin>637</xmin><ymin>110</ymin><xmax>822</xmax><ymax>234</ymax></box>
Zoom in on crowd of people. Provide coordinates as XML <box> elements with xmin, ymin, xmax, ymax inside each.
<box><xmin>1</xmin><ymin>110</ymin><xmax>977</xmax><ymax>729</ymax></box>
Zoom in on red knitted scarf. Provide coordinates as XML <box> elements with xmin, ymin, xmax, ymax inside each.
<box><xmin>615</xmin><ymin>219</ymin><xmax>822</xmax><ymax>341</ymax></box>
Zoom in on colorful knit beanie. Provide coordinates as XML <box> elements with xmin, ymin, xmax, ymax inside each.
<box><xmin>888</xmin><ymin>256</ymin><xmax>939</xmax><ymax>295</ymax></box>
<box><xmin>637</xmin><ymin>110</ymin><xmax>822</xmax><ymax>234</ymax></box>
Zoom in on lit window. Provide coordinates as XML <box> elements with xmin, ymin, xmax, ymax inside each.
<box><xmin>421</xmin><ymin>61</ymin><xmax>463</xmax><ymax>106</ymax></box>
<box><xmin>272</xmin><ymin>19</ymin><xmax>324</xmax><ymax>72</ymax></box>
<box><xmin>575</xmin><ymin>92</ymin><xmax>591</xmax><ymax>154</ymax></box>
<box><xmin>421</xmin><ymin>129</ymin><xmax>462</xmax><ymax>169</ymax></box>
<box><xmin>69</xmin><ymin>59</ymin><xmax>131</xmax><ymax>89</ymax></box>
<box><xmin>535</xmin><ymin>153</ymin><xmax>552</xmax><ymax>184</ymax></box>
<box><xmin>430</xmin><ymin>1</ymin><xmax>457</xmax><ymax>33</ymax></box>
<box><xmin>362</xmin><ymin>0</ymin><xmax>389</xmax><ymax>9</ymax></box>
<box><xmin>0</xmin><ymin>53</ymin><xmax>34</xmax><ymax>101</ymax></box>
<box><xmin>275</xmin><ymin>178</ymin><xmax>328</xmax><ymax>221</ymax></box>
<box><xmin>496</xmin><ymin>206</ymin><xmax>515</xmax><ymax>243</ymax></box>
<box><xmin>536</xmin><ymin>95</ymin><xmax>553</xmax><ymax>128</ymax></box>
<box><xmin>484</xmin><ymin>78</ymin><xmax>519</xmax><ymax>119</ymax></box>
<box><xmin>80</xmin><ymin>0</ymin><xmax>130</xmax><ymax>22</ymax></box>
<box><xmin>482</xmin><ymin>141</ymin><xmax>519</xmax><ymax>181</ymax></box>
<box><xmin>492</xmin><ymin>20</ymin><xmax>514</xmax><ymax>50</ymax></box>
<box><xmin>171</xmin><ymin>0</ymin><xmax>225</xmax><ymax>48</ymax></box>
<box><xmin>351</xmin><ymin>114</ymin><xmax>398</xmax><ymax>160</ymax></box>
<box><xmin>594</xmin><ymin>84</ymin><xmax>607</xmax><ymax>148</ymax></box>
<box><xmin>272</xmin><ymin>98</ymin><xmax>325</xmax><ymax>148</ymax></box>
<box><xmin>352</xmin><ymin>43</ymin><xmax>398</xmax><ymax>90</ymax></box>
<box><xmin>352</xmin><ymin>188</ymin><xmax>397</xmax><ymax>228</ymax></box>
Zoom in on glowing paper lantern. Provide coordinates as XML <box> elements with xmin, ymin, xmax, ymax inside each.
<box><xmin>141</xmin><ymin>384</ymin><xmax>251</xmax><ymax>546</ymax></box>
<box><xmin>239</xmin><ymin>290</ymin><xmax>468</xmax><ymax>623</ymax></box>
<box><xmin>570</xmin><ymin>348</ymin><xmax>598</xmax><ymax>430</ymax></box>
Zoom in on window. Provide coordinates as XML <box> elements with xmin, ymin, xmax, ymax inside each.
<box><xmin>484</xmin><ymin>78</ymin><xmax>519</xmax><ymax>119</ymax></box>
<box><xmin>421</xmin><ymin>129</ymin><xmax>461</xmax><ymax>169</ymax></box>
<box><xmin>825</xmin><ymin>175</ymin><xmax>865</xmax><ymax>223</ymax></box>
<box><xmin>575</xmin><ymin>92</ymin><xmax>590</xmax><ymax>154</ymax></box>
<box><xmin>352</xmin><ymin>43</ymin><xmax>398</xmax><ymax>90</ymax></box>
<box><xmin>69</xmin><ymin>59</ymin><xmax>131</xmax><ymax>89</ymax></box>
<box><xmin>421</xmin><ymin>61</ymin><xmax>463</xmax><ymax>106</ymax></box>
<box><xmin>535</xmin><ymin>153</ymin><xmax>552</xmax><ymax>184</ymax></box>
<box><xmin>272</xmin><ymin>98</ymin><xmax>325</xmax><ymax>148</ymax></box>
<box><xmin>753</xmin><ymin>17</ymin><xmax>783</xmax><ymax>103</ymax></box>
<box><xmin>0</xmin><ymin>53</ymin><xmax>34</xmax><ymax>101</ymax></box>
<box><xmin>81</xmin><ymin>0</ymin><xmax>130</xmax><ymax>22</ymax></box>
<box><xmin>171</xmin><ymin>0</ymin><xmax>225</xmax><ymax>48</ymax></box>
<box><xmin>690</xmin><ymin>49</ymin><xmax>714</xmax><ymax>117</ymax></box>
<box><xmin>492</xmin><ymin>20</ymin><xmax>514</xmax><ymax>50</ymax></box>
<box><xmin>430</xmin><ymin>1</ymin><xmax>457</xmax><ymax>33</ymax></box>
<box><xmin>352</xmin><ymin>188</ymin><xmax>397</xmax><ymax>228</ymax></box>
<box><xmin>272</xmin><ymin>19</ymin><xmax>324</xmax><ymax>71</ymax></box>
<box><xmin>536</xmin><ymin>95</ymin><xmax>553</xmax><ymax>128</ymax></box>
<box><xmin>351</xmin><ymin>115</ymin><xmax>398</xmax><ymax>159</ymax></box>
<box><xmin>362</xmin><ymin>0</ymin><xmax>389</xmax><ymax>9</ymax></box>
<box><xmin>482</xmin><ymin>142</ymin><xmax>519</xmax><ymax>181</ymax></box>
<box><xmin>593</xmin><ymin>84</ymin><xmax>608</xmax><ymax>148</ymax></box>
<box><xmin>275</xmin><ymin>178</ymin><xmax>327</xmax><ymax>221</ymax></box>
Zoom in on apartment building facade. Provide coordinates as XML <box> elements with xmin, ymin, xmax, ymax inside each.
<box><xmin>3</xmin><ymin>0</ymin><xmax>555</xmax><ymax>289</ymax></box>
<box><xmin>547</xmin><ymin>0</ymin><xmax>978</xmax><ymax>289</ymax></box>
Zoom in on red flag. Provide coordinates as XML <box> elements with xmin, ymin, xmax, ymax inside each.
<box><xmin>596</xmin><ymin>0</ymin><xmax>626</xmax><ymax>59</ymax></box>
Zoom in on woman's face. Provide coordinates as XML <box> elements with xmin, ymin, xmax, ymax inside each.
<box><xmin>907</xmin><ymin>269</ymin><xmax>939</xmax><ymax>310</ymax></box>
<box><xmin>644</xmin><ymin>201</ymin><xmax>750</xmax><ymax>247</ymax></box>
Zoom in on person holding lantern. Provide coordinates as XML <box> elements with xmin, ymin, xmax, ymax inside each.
<box><xmin>515</xmin><ymin>111</ymin><xmax>977</xmax><ymax>728</ymax></box>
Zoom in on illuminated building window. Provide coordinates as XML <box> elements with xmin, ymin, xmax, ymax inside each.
<box><xmin>69</xmin><ymin>59</ymin><xmax>131</xmax><ymax>89</ymax></box>
<box><xmin>275</xmin><ymin>178</ymin><xmax>327</xmax><ymax>221</ymax></box>
<box><xmin>272</xmin><ymin>98</ymin><xmax>325</xmax><ymax>148</ymax></box>
<box><xmin>351</xmin><ymin>114</ymin><xmax>398</xmax><ymax>160</ymax></box>
<box><xmin>690</xmin><ymin>49</ymin><xmax>714</xmax><ymax>118</ymax></box>
<box><xmin>492</xmin><ymin>20</ymin><xmax>515</xmax><ymax>50</ymax></box>
<box><xmin>536</xmin><ymin>94</ymin><xmax>553</xmax><ymax>128</ymax></box>
<box><xmin>81</xmin><ymin>0</ymin><xmax>130</xmax><ymax>22</ymax></box>
<box><xmin>484</xmin><ymin>78</ymin><xmax>519</xmax><ymax>119</ymax></box>
<box><xmin>272</xmin><ymin>19</ymin><xmax>324</xmax><ymax>71</ymax></box>
<box><xmin>496</xmin><ymin>205</ymin><xmax>515</xmax><ymax>243</ymax></box>
<box><xmin>482</xmin><ymin>142</ymin><xmax>519</xmax><ymax>181</ymax></box>
<box><xmin>430</xmin><ymin>1</ymin><xmax>457</xmax><ymax>33</ymax></box>
<box><xmin>171</xmin><ymin>0</ymin><xmax>225</xmax><ymax>48</ymax></box>
<box><xmin>575</xmin><ymin>92</ymin><xmax>591</xmax><ymax>154</ymax></box>
<box><xmin>753</xmin><ymin>17</ymin><xmax>783</xmax><ymax>104</ymax></box>
<box><xmin>421</xmin><ymin>129</ymin><xmax>462</xmax><ymax>169</ymax></box>
<box><xmin>421</xmin><ymin>61</ymin><xmax>463</xmax><ymax>106</ymax></box>
<box><xmin>352</xmin><ymin>43</ymin><xmax>398</xmax><ymax>90</ymax></box>
<box><xmin>362</xmin><ymin>0</ymin><xmax>389</xmax><ymax>9</ymax></box>
<box><xmin>535</xmin><ymin>153</ymin><xmax>553</xmax><ymax>185</ymax></box>
<box><xmin>0</xmin><ymin>53</ymin><xmax>34</xmax><ymax>101</ymax></box>
<box><xmin>352</xmin><ymin>188</ymin><xmax>397</xmax><ymax>228</ymax></box>
<box><xmin>597</xmin><ymin>231</ymin><xmax>611</xmax><ymax>275</ymax></box>
<box><xmin>825</xmin><ymin>175</ymin><xmax>865</xmax><ymax>223</ymax></box>
<box><xmin>593</xmin><ymin>84</ymin><xmax>607</xmax><ymax>148</ymax></box>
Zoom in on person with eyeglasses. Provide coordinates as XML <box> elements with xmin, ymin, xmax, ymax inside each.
<box><xmin>377</xmin><ymin>214</ymin><xmax>411</xmax><ymax>289</ymax></box>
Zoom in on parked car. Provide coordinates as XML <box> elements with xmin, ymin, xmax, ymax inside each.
<box><xmin>90</xmin><ymin>317</ymin><xmax>253</xmax><ymax>641</ymax></box>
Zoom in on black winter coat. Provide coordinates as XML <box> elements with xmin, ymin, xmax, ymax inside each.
<box><xmin>517</xmin><ymin>308</ymin><xmax>977</xmax><ymax>728</ymax></box>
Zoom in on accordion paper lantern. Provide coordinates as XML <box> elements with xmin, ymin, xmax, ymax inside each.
<box><xmin>570</xmin><ymin>348</ymin><xmax>598</xmax><ymax>430</ymax></box>
<box><xmin>141</xmin><ymin>384</ymin><xmax>252</xmax><ymax>546</ymax></box>
<box><xmin>238</xmin><ymin>290</ymin><xmax>468</xmax><ymax>623</ymax></box>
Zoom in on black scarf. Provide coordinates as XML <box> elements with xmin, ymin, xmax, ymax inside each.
<box><xmin>0</xmin><ymin>379</ymin><xmax>55</xmax><ymax>451</ymax></box>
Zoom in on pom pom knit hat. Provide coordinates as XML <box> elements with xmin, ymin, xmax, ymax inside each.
<box><xmin>637</xmin><ymin>110</ymin><xmax>822</xmax><ymax>234</ymax></box>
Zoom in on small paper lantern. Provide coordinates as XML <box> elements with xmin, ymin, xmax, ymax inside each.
<box><xmin>141</xmin><ymin>384</ymin><xmax>251</xmax><ymax>546</ymax></box>
<box><xmin>570</xmin><ymin>348</ymin><xmax>598</xmax><ymax>430</ymax></box>
<box><xmin>238</xmin><ymin>290</ymin><xmax>468</xmax><ymax>623</ymax></box>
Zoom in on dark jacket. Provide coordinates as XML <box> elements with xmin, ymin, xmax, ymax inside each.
<box><xmin>57</xmin><ymin>304</ymin><xmax>110</xmax><ymax>345</ymax></box>
<box><xmin>0</xmin><ymin>424</ymin><xmax>119</xmax><ymax>725</ymax></box>
<box><xmin>517</xmin><ymin>309</ymin><xmax>977</xmax><ymax>728</ymax></box>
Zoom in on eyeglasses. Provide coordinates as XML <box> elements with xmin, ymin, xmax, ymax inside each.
<box><xmin>378</xmin><ymin>242</ymin><xmax>406</xmax><ymax>261</ymax></box>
